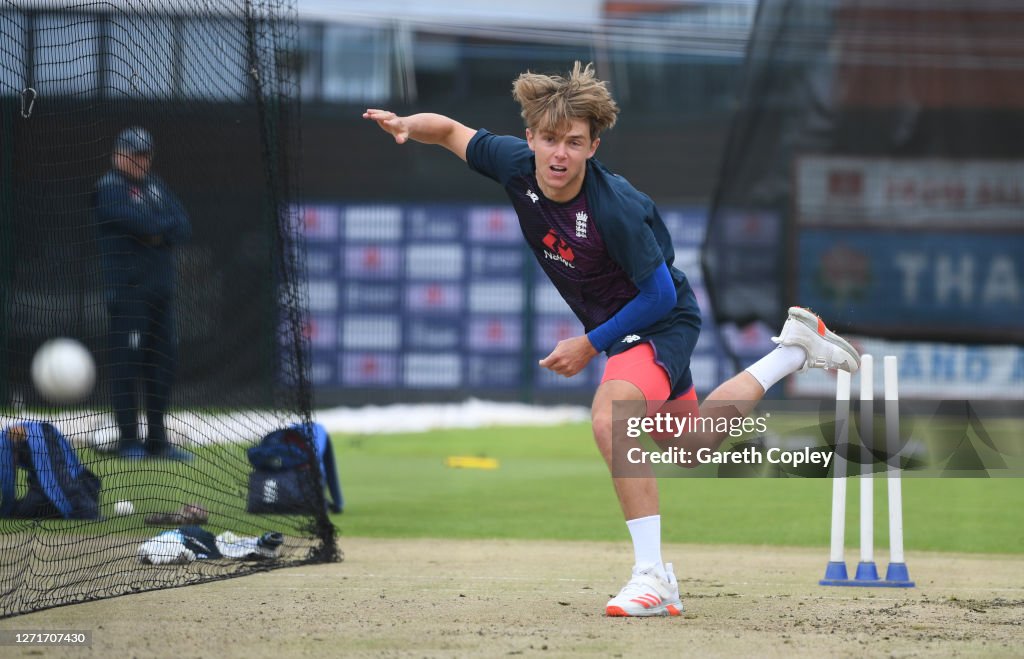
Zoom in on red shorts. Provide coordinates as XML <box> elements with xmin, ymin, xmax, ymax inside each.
<box><xmin>600</xmin><ymin>342</ymin><xmax>697</xmax><ymax>418</ymax></box>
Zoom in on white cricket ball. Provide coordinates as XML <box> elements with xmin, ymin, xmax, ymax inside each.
<box><xmin>114</xmin><ymin>500</ymin><xmax>135</xmax><ymax>516</ymax></box>
<box><xmin>30</xmin><ymin>338</ymin><xmax>96</xmax><ymax>404</ymax></box>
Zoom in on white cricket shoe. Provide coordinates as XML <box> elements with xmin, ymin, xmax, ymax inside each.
<box><xmin>605</xmin><ymin>563</ymin><xmax>683</xmax><ymax>617</ymax></box>
<box><xmin>773</xmin><ymin>306</ymin><xmax>860</xmax><ymax>373</ymax></box>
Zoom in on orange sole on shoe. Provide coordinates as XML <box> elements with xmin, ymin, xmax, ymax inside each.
<box><xmin>605</xmin><ymin>604</ymin><xmax>682</xmax><ymax>617</ymax></box>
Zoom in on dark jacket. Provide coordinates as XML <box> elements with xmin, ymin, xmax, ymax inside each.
<box><xmin>93</xmin><ymin>170</ymin><xmax>191</xmax><ymax>298</ymax></box>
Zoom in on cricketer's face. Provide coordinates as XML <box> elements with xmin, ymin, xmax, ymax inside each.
<box><xmin>113</xmin><ymin>150</ymin><xmax>152</xmax><ymax>181</ymax></box>
<box><xmin>526</xmin><ymin>118</ymin><xmax>599</xmax><ymax>203</ymax></box>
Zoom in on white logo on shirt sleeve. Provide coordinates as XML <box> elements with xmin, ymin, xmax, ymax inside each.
<box><xmin>526</xmin><ymin>189</ymin><xmax>539</xmax><ymax>203</ymax></box>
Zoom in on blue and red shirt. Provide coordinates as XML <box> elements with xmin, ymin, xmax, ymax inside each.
<box><xmin>466</xmin><ymin>129</ymin><xmax>702</xmax><ymax>396</ymax></box>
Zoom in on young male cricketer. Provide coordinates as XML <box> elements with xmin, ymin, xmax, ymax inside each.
<box><xmin>364</xmin><ymin>62</ymin><xmax>860</xmax><ymax>617</ymax></box>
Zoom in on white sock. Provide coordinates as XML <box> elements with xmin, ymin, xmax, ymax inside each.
<box><xmin>626</xmin><ymin>515</ymin><xmax>663</xmax><ymax>573</ymax></box>
<box><xmin>745</xmin><ymin>345</ymin><xmax>807</xmax><ymax>392</ymax></box>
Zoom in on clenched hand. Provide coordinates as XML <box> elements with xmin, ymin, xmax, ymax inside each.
<box><xmin>539</xmin><ymin>335</ymin><xmax>598</xmax><ymax>378</ymax></box>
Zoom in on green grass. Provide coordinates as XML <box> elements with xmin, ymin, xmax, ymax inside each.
<box><xmin>31</xmin><ymin>421</ymin><xmax>1015</xmax><ymax>555</ymax></box>
<box><xmin>18</xmin><ymin>444</ymin><xmax>312</xmax><ymax>539</ymax></box>
<box><xmin>326</xmin><ymin>423</ymin><xmax>1024</xmax><ymax>555</ymax></box>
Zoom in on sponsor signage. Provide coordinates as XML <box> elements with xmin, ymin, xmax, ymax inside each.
<box><xmin>689</xmin><ymin>354</ymin><xmax>723</xmax><ymax>393</ymax></box>
<box><xmin>306</xmin><ymin>314</ymin><xmax>337</xmax><ymax>350</ymax></box>
<box><xmin>788</xmin><ymin>340</ymin><xmax>1024</xmax><ymax>400</ymax></box>
<box><xmin>405</xmin><ymin>318</ymin><xmax>462</xmax><ymax>350</ymax></box>
<box><xmin>797</xmin><ymin>156</ymin><xmax>1024</xmax><ymax>229</ymax></box>
<box><xmin>294</xmin><ymin>202</ymin><xmax>731</xmax><ymax>393</ymax></box>
<box><xmin>406</xmin><ymin>245</ymin><xmax>464</xmax><ymax>280</ymax></box>
<box><xmin>298</xmin><ymin>204</ymin><xmax>340</xmax><ymax>241</ymax></box>
<box><xmin>305</xmin><ymin>246</ymin><xmax>338</xmax><ymax>276</ymax></box>
<box><xmin>407</xmin><ymin>206</ymin><xmax>464</xmax><ymax>241</ymax></box>
<box><xmin>344</xmin><ymin>282</ymin><xmax>401</xmax><ymax>311</ymax></box>
<box><xmin>306</xmin><ymin>280</ymin><xmax>338</xmax><ymax>313</ymax></box>
<box><xmin>794</xmin><ymin>156</ymin><xmax>1024</xmax><ymax>341</ymax></box>
<box><xmin>797</xmin><ymin>229</ymin><xmax>1022</xmax><ymax>340</ymax></box>
<box><xmin>341</xmin><ymin>352</ymin><xmax>398</xmax><ymax>387</ymax></box>
<box><xmin>468</xmin><ymin>316</ymin><xmax>521</xmax><ymax>352</ymax></box>
<box><xmin>469</xmin><ymin>281</ymin><xmax>522</xmax><ymax>313</ymax></box>
<box><xmin>720</xmin><ymin>321</ymin><xmax>777</xmax><ymax>358</ymax></box>
<box><xmin>469</xmin><ymin>246</ymin><xmax>523</xmax><ymax>277</ymax></box>
<box><xmin>344</xmin><ymin>245</ymin><xmax>401</xmax><ymax>279</ymax></box>
<box><xmin>673</xmin><ymin>246</ymin><xmax>701</xmax><ymax>283</ymax></box>
<box><xmin>703</xmin><ymin>209</ymin><xmax>783</xmax><ymax>321</ymax></box>
<box><xmin>343</xmin><ymin>205</ymin><xmax>402</xmax><ymax>241</ymax></box>
<box><xmin>467</xmin><ymin>207</ymin><xmax>521</xmax><ymax>243</ymax></box>
<box><xmin>406</xmin><ymin>283</ymin><xmax>463</xmax><ymax>313</ymax></box>
<box><xmin>467</xmin><ymin>355</ymin><xmax>521</xmax><ymax>387</ymax></box>
<box><xmin>662</xmin><ymin>208</ymin><xmax>706</xmax><ymax>246</ymax></box>
<box><xmin>341</xmin><ymin>315</ymin><xmax>400</xmax><ymax>350</ymax></box>
<box><xmin>309</xmin><ymin>360</ymin><xmax>334</xmax><ymax>386</ymax></box>
<box><xmin>533</xmin><ymin>281</ymin><xmax>572</xmax><ymax>315</ymax></box>
<box><xmin>535</xmin><ymin>315</ymin><xmax>583</xmax><ymax>351</ymax></box>
<box><xmin>404</xmin><ymin>353</ymin><xmax>462</xmax><ymax>388</ymax></box>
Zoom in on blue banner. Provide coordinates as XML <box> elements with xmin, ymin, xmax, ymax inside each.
<box><xmin>797</xmin><ymin>229</ymin><xmax>1023</xmax><ymax>340</ymax></box>
<box><xmin>298</xmin><ymin>202</ymin><xmax>727</xmax><ymax>396</ymax></box>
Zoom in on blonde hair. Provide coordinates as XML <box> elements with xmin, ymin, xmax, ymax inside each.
<box><xmin>512</xmin><ymin>61</ymin><xmax>619</xmax><ymax>140</ymax></box>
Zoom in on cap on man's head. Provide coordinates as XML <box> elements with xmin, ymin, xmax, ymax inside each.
<box><xmin>114</xmin><ymin>126</ymin><xmax>154</xmax><ymax>154</ymax></box>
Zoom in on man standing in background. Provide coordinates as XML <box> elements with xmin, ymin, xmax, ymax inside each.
<box><xmin>93</xmin><ymin>126</ymin><xmax>192</xmax><ymax>461</ymax></box>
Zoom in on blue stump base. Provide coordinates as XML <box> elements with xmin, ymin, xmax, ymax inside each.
<box><xmin>819</xmin><ymin>561</ymin><xmax>915</xmax><ymax>588</ymax></box>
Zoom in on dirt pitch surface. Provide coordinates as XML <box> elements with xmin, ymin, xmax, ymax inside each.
<box><xmin>3</xmin><ymin>538</ymin><xmax>1022</xmax><ymax>657</ymax></box>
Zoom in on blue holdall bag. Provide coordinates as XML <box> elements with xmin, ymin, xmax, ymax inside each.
<box><xmin>246</xmin><ymin>422</ymin><xmax>343</xmax><ymax>514</ymax></box>
<box><xmin>1</xmin><ymin>422</ymin><xmax>101</xmax><ymax>520</ymax></box>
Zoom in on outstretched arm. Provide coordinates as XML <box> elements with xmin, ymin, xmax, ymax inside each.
<box><xmin>363</xmin><ymin>109</ymin><xmax>476</xmax><ymax>162</ymax></box>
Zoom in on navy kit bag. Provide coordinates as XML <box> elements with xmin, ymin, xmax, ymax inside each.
<box><xmin>0</xmin><ymin>422</ymin><xmax>101</xmax><ymax>520</ymax></box>
<box><xmin>246</xmin><ymin>422</ymin><xmax>343</xmax><ymax>514</ymax></box>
